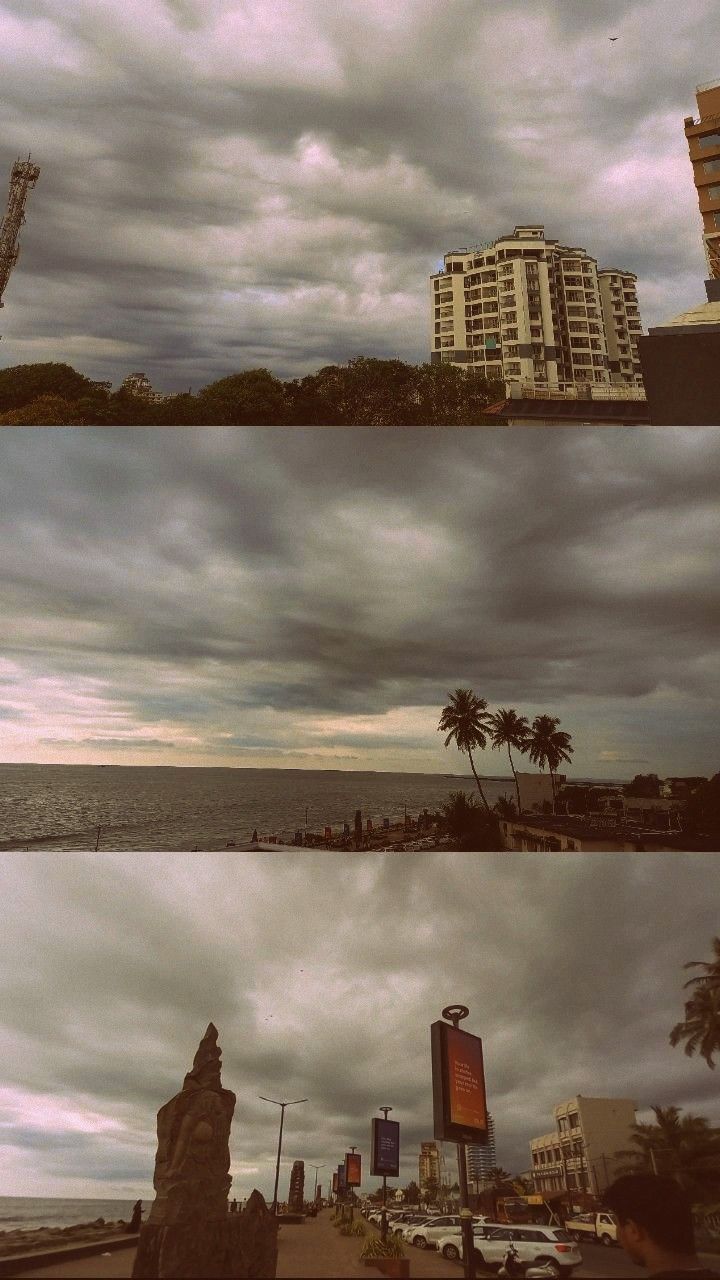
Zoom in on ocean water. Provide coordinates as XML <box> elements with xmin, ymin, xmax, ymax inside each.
<box><xmin>0</xmin><ymin>765</ymin><xmax>517</xmax><ymax>851</ymax></box>
<box><xmin>0</xmin><ymin>1196</ymin><xmax>135</xmax><ymax>1232</ymax></box>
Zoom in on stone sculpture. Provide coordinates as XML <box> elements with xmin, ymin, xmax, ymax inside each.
<box><xmin>287</xmin><ymin>1160</ymin><xmax>305</xmax><ymax>1213</ymax></box>
<box><xmin>132</xmin><ymin>1024</ymin><xmax>277</xmax><ymax>1278</ymax></box>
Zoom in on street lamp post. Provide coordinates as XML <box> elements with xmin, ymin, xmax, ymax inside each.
<box><xmin>379</xmin><ymin>1107</ymin><xmax>393</xmax><ymax>1243</ymax></box>
<box><xmin>308</xmin><ymin>1163</ymin><xmax>325</xmax><ymax>1208</ymax></box>
<box><xmin>259</xmin><ymin>1095</ymin><xmax>308</xmax><ymax>1214</ymax></box>
<box><xmin>441</xmin><ymin>1005</ymin><xmax>476</xmax><ymax>1280</ymax></box>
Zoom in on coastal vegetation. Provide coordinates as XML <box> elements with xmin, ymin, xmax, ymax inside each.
<box><xmin>438</xmin><ymin>689</ymin><xmax>574</xmax><ymax>816</ymax></box>
<box><xmin>0</xmin><ymin>358</ymin><xmax>505</xmax><ymax>425</ymax></box>
<box><xmin>670</xmin><ymin>936</ymin><xmax>720</xmax><ymax>1069</ymax></box>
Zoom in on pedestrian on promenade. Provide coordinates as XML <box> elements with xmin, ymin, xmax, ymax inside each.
<box><xmin>604</xmin><ymin>1174</ymin><xmax>720</xmax><ymax>1279</ymax></box>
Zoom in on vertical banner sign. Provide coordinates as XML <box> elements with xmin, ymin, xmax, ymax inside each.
<box><xmin>371</xmin><ymin>1118</ymin><xmax>400</xmax><ymax>1178</ymax></box>
<box><xmin>345</xmin><ymin>1151</ymin><xmax>362</xmax><ymax>1187</ymax></box>
<box><xmin>337</xmin><ymin>1163</ymin><xmax>346</xmax><ymax>1194</ymax></box>
<box><xmin>332</xmin><ymin>1172</ymin><xmax>338</xmax><ymax>1193</ymax></box>
<box><xmin>431</xmin><ymin>1020</ymin><xmax>489</xmax><ymax>1144</ymax></box>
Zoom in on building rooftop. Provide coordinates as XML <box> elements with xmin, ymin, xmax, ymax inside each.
<box><xmin>648</xmin><ymin>298</ymin><xmax>720</xmax><ymax>333</ymax></box>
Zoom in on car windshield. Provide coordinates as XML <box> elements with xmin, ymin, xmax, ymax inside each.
<box><xmin>550</xmin><ymin>1230</ymin><xmax>573</xmax><ymax>1242</ymax></box>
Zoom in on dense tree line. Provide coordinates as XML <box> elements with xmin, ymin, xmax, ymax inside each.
<box><xmin>0</xmin><ymin>358</ymin><xmax>506</xmax><ymax>425</ymax></box>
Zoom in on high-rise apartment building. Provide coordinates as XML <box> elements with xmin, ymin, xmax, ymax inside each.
<box><xmin>529</xmin><ymin>1095</ymin><xmax>636</xmax><ymax>1198</ymax></box>
<box><xmin>430</xmin><ymin>226</ymin><xmax>644</xmax><ymax>394</ymax></box>
<box><xmin>684</xmin><ymin>77</ymin><xmax>720</xmax><ymax>292</ymax></box>
<box><xmin>418</xmin><ymin>1141</ymin><xmax>441</xmax><ymax>1193</ymax></box>
<box><xmin>467</xmin><ymin>1113</ymin><xmax>496</xmax><ymax>1187</ymax></box>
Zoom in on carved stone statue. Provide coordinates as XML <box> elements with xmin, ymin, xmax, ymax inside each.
<box><xmin>287</xmin><ymin>1160</ymin><xmax>305</xmax><ymax>1213</ymax></box>
<box><xmin>132</xmin><ymin>1025</ymin><xmax>277</xmax><ymax>1278</ymax></box>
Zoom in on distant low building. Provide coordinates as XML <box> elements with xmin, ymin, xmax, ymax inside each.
<box><xmin>530</xmin><ymin>1096</ymin><xmax>637</xmax><ymax>1200</ymax></box>
<box><xmin>120</xmin><ymin>372</ymin><xmax>164</xmax><ymax>403</ymax></box>
<box><xmin>499</xmin><ymin>814</ymin><xmax>689</xmax><ymax>852</ymax></box>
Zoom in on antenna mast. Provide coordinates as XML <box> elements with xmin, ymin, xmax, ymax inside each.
<box><xmin>0</xmin><ymin>155</ymin><xmax>41</xmax><ymax>337</ymax></box>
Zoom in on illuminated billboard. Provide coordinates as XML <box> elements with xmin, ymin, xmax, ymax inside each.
<box><xmin>345</xmin><ymin>1152</ymin><xmax>362</xmax><ymax>1187</ymax></box>
<box><xmin>431</xmin><ymin>1020</ymin><xmax>488</xmax><ymax>1144</ymax></box>
<box><xmin>371</xmin><ymin>1118</ymin><xmax>400</xmax><ymax>1178</ymax></box>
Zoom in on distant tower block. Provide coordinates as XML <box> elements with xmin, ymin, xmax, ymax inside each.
<box><xmin>0</xmin><ymin>156</ymin><xmax>40</xmax><ymax>334</ymax></box>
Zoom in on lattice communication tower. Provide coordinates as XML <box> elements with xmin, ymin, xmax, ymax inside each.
<box><xmin>0</xmin><ymin>155</ymin><xmax>41</xmax><ymax>337</ymax></box>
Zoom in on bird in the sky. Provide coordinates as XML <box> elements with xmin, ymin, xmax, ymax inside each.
<box><xmin>609</xmin><ymin>36</ymin><xmax>619</xmax><ymax>41</ymax></box>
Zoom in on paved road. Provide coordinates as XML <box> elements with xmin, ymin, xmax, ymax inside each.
<box><xmin>12</xmin><ymin>1217</ymin><xmax>720</xmax><ymax>1280</ymax></box>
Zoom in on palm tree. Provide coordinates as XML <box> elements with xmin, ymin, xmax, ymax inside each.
<box><xmin>670</xmin><ymin>936</ymin><xmax>720</xmax><ymax>1068</ymax></box>
<box><xmin>438</xmin><ymin>688</ymin><xmax>493</xmax><ymax>813</ymax></box>
<box><xmin>488</xmin><ymin>708</ymin><xmax>529</xmax><ymax>814</ymax></box>
<box><xmin>525</xmin><ymin>714</ymin><xmax>574</xmax><ymax>813</ymax></box>
<box><xmin>614</xmin><ymin>1105</ymin><xmax>720</xmax><ymax>1200</ymax></box>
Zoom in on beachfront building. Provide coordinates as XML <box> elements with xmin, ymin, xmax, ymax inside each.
<box><xmin>430</xmin><ymin>225</ymin><xmax>645</xmax><ymax>396</ymax></box>
<box><xmin>530</xmin><ymin>1096</ymin><xmax>637</xmax><ymax>1199</ymax></box>
<box><xmin>120</xmin><ymin>372</ymin><xmax>164</xmax><ymax>403</ymax></box>
<box><xmin>467</xmin><ymin>1114</ymin><xmax>497</xmax><ymax>1190</ymax></box>
<box><xmin>684</xmin><ymin>76</ymin><xmax>720</xmax><ymax>290</ymax></box>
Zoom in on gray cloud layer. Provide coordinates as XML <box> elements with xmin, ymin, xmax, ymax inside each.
<box><xmin>1</xmin><ymin>0</ymin><xmax>718</xmax><ymax>388</ymax></box>
<box><xmin>1</xmin><ymin>852</ymin><xmax>718</xmax><ymax>1198</ymax></box>
<box><xmin>0</xmin><ymin>426</ymin><xmax>719</xmax><ymax>777</ymax></box>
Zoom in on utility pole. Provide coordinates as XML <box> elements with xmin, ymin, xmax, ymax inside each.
<box><xmin>259</xmin><ymin>1095</ymin><xmax>308</xmax><ymax>1214</ymax></box>
<box><xmin>0</xmin><ymin>156</ymin><xmax>40</xmax><ymax>337</ymax></box>
<box><xmin>379</xmin><ymin>1107</ymin><xmax>392</xmax><ymax>1242</ymax></box>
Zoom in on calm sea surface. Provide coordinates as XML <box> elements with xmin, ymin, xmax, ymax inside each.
<box><xmin>0</xmin><ymin>1196</ymin><xmax>134</xmax><ymax>1232</ymax></box>
<box><xmin>0</xmin><ymin>765</ymin><xmax>518</xmax><ymax>851</ymax></box>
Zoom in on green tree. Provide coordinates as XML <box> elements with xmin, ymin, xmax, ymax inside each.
<box><xmin>403</xmin><ymin>1180</ymin><xmax>421</xmax><ymax>1206</ymax></box>
<box><xmin>670</xmin><ymin>936</ymin><xmax>720</xmax><ymax>1068</ymax></box>
<box><xmin>488</xmin><ymin>708</ymin><xmax>529</xmax><ymax>815</ymax></box>
<box><xmin>440</xmin><ymin>791</ymin><xmax>500</xmax><ymax>851</ymax></box>
<box><xmin>623</xmin><ymin>773</ymin><xmax>661</xmax><ymax>798</ymax></box>
<box><xmin>199</xmin><ymin>368</ymin><xmax>289</xmax><ymax>424</ymax></box>
<box><xmin>525</xmin><ymin>714</ymin><xmax>574</xmax><ymax>813</ymax></box>
<box><xmin>685</xmin><ymin>774</ymin><xmax>720</xmax><ymax>841</ymax></box>
<box><xmin>0</xmin><ymin>362</ymin><xmax>99</xmax><ymax>412</ymax></box>
<box><xmin>438</xmin><ymin>689</ymin><xmax>493</xmax><ymax>813</ymax></box>
<box><xmin>0</xmin><ymin>394</ymin><xmax>80</xmax><ymax>424</ymax></box>
<box><xmin>614</xmin><ymin>1105</ymin><xmax>720</xmax><ymax>1202</ymax></box>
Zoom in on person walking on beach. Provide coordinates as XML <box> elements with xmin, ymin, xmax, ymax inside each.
<box><xmin>129</xmin><ymin>1200</ymin><xmax>143</xmax><ymax>1232</ymax></box>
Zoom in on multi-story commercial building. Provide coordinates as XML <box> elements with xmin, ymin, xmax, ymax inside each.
<box><xmin>418</xmin><ymin>1141</ymin><xmax>441</xmax><ymax>1194</ymax></box>
<box><xmin>529</xmin><ymin>1096</ymin><xmax>636</xmax><ymax>1198</ymax></box>
<box><xmin>684</xmin><ymin>77</ymin><xmax>720</xmax><ymax>291</ymax></box>
<box><xmin>467</xmin><ymin>1114</ymin><xmax>496</xmax><ymax>1188</ymax></box>
<box><xmin>120</xmin><ymin>372</ymin><xmax>164</xmax><ymax>403</ymax></box>
<box><xmin>430</xmin><ymin>225</ymin><xmax>645</xmax><ymax>395</ymax></box>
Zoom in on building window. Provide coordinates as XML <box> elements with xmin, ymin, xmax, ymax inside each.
<box><xmin>714</xmin><ymin>213</ymin><xmax>720</xmax><ymax>228</ymax></box>
<box><xmin>704</xmin><ymin>158</ymin><xmax>720</xmax><ymax>174</ymax></box>
<box><xmin>699</xmin><ymin>132</ymin><xmax>720</xmax><ymax>149</ymax></box>
<box><xmin>708</xmin><ymin>185</ymin><xmax>720</xmax><ymax>201</ymax></box>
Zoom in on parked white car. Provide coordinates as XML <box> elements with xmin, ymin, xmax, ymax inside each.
<box><xmin>407</xmin><ymin>1214</ymin><xmax>485</xmax><ymax>1249</ymax></box>
<box><xmin>437</xmin><ymin>1222</ymin><xmax>582</xmax><ymax>1278</ymax></box>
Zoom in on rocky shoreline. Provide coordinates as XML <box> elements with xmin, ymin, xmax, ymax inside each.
<box><xmin>0</xmin><ymin>1218</ymin><xmax>134</xmax><ymax>1259</ymax></box>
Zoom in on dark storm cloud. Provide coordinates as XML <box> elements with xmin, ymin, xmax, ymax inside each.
<box><xmin>1</xmin><ymin>852</ymin><xmax>718</xmax><ymax>1197</ymax></box>
<box><xmin>0</xmin><ymin>0</ymin><xmax>718</xmax><ymax>388</ymax></box>
<box><xmin>1</xmin><ymin>426</ymin><xmax>719</xmax><ymax>775</ymax></box>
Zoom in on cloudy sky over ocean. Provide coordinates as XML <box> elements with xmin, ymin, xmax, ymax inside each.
<box><xmin>1</xmin><ymin>0</ymin><xmax>719</xmax><ymax>390</ymax></box>
<box><xmin>1</xmin><ymin>426</ymin><xmax>718</xmax><ymax>779</ymax></box>
<box><xmin>1</xmin><ymin>851</ymin><xmax>718</xmax><ymax>1199</ymax></box>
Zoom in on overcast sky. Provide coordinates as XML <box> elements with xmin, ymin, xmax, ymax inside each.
<box><xmin>1</xmin><ymin>0</ymin><xmax>719</xmax><ymax>391</ymax></box>
<box><xmin>1</xmin><ymin>426</ymin><xmax>718</xmax><ymax>780</ymax></box>
<box><xmin>1</xmin><ymin>851</ymin><xmax>718</xmax><ymax>1200</ymax></box>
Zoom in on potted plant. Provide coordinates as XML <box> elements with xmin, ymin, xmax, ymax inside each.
<box><xmin>359</xmin><ymin>1232</ymin><xmax>409</xmax><ymax>1278</ymax></box>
